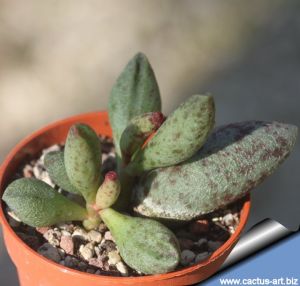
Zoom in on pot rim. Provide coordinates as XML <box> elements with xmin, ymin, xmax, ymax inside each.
<box><xmin>0</xmin><ymin>111</ymin><xmax>251</xmax><ymax>282</ymax></box>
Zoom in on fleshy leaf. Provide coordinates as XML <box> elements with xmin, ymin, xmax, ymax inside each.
<box><xmin>120</xmin><ymin>112</ymin><xmax>165</xmax><ymax>164</ymax></box>
<box><xmin>44</xmin><ymin>151</ymin><xmax>80</xmax><ymax>194</ymax></box>
<box><xmin>64</xmin><ymin>124</ymin><xmax>102</xmax><ymax>203</ymax></box>
<box><xmin>126</xmin><ymin>94</ymin><xmax>215</xmax><ymax>175</ymax></box>
<box><xmin>100</xmin><ymin>208</ymin><xmax>180</xmax><ymax>274</ymax></box>
<box><xmin>133</xmin><ymin>121</ymin><xmax>298</xmax><ymax>222</ymax></box>
<box><xmin>2</xmin><ymin>178</ymin><xmax>87</xmax><ymax>227</ymax></box>
<box><xmin>96</xmin><ymin>171</ymin><xmax>121</xmax><ymax>209</ymax></box>
<box><xmin>108</xmin><ymin>52</ymin><xmax>162</xmax><ymax>158</ymax></box>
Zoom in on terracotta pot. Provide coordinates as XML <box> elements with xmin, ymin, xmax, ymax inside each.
<box><xmin>0</xmin><ymin>111</ymin><xmax>251</xmax><ymax>286</ymax></box>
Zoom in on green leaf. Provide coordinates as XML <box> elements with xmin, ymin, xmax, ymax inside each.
<box><xmin>133</xmin><ymin>121</ymin><xmax>298</xmax><ymax>222</ymax></box>
<box><xmin>64</xmin><ymin>124</ymin><xmax>102</xmax><ymax>203</ymax></box>
<box><xmin>100</xmin><ymin>208</ymin><xmax>180</xmax><ymax>274</ymax></box>
<box><xmin>120</xmin><ymin>112</ymin><xmax>165</xmax><ymax>164</ymax></box>
<box><xmin>44</xmin><ymin>151</ymin><xmax>80</xmax><ymax>194</ymax></box>
<box><xmin>108</xmin><ymin>53</ymin><xmax>162</xmax><ymax>158</ymax></box>
<box><xmin>126</xmin><ymin>94</ymin><xmax>215</xmax><ymax>175</ymax></box>
<box><xmin>2</xmin><ymin>178</ymin><xmax>87</xmax><ymax>227</ymax></box>
<box><xmin>96</xmin><ymin>171</ymin><xmax>120</xmax><ymax>209</ymax></box>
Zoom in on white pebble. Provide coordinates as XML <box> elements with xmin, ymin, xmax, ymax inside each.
<box><xmin>102</xmin><ymin>153</ymin><xmax>108</xmax><ymax>162</ymax></box>
<box><xmin>44</xmin><ymin>229</ymin><xmax>61</xmax><ymax>246</ymax></box>
<box><xmin>104</xmin><ymin>231</ymin><xmax>114</xmax><ymax>241</ymax></box>
<box><xmin>108</xmin><ymin>251</ymin><xmax>121</xmax><ymax>265</ymax></box>
<box><xmin>61</xmin><ymin>230</ymin><xmax>71</xmax><ymax>237</ymax></box>
<box><xmin>33</xmin><ymin>165</ymin><xmax>43</xmax><ymax>179</ymax></box>
<box><xmin>223</xmin><ymin>213</ymin><xmax>234</xmax><ymax>226</ymax></box>
<box><xmin>180</xmin><ymin>250</ymin><xmax>196</xmax><ymax>266</ymax></box>
<box><xmin>195</xmin><ymin>252</ymin><xmax>210</xmax><ymax>263</ymax></box>
<box><xmin>7</xmin><ymin>210</ymin><xmax>21</xmax><ymax>222</ymax></box>
<box><xmin>73</xmin><ymin>228</ymin><xmax>89</xmax><ymax>241</ymax></box>
<box><xmin>40</xmin><ymin>171</ymin><xmax>55</xmax><ymax>187</ymax></box>
<box><xmin>88</xmin><ymin>230</ymin><xmax>102</xmax><ymax>243</ymax></box>
<box><xmin>116</xmin><ymin>261</ymin><xmax>128</xmax><ymax>276</ymax></box>
<box><xmin>94</xmin><ymin>246</ymin><xmax>101</xmax><ymax>257</ymax></box>
<box><xmin>79</xmin><ymin>243</ymin><xmax>95</xmax><ymax>260</ymax></box>
<box><xmin>40</xmin><ymin>145</ymin><xmax>61</xmax><ymax>163</ymax></box>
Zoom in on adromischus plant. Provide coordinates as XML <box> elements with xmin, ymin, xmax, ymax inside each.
<box><xmin>2</xmin><ymin>53</ymin><xmax>298</xmax><ymax>275</ymax></box>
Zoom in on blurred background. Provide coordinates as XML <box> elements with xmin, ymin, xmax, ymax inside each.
<box><xmin>0</xmin><ymin>1</ymin><xmax>299</xmax><ymax>284</ymax></box>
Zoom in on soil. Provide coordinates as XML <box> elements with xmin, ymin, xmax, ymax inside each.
<box><xmin>4</xmin><ymin>136</ymin><xmax>244</xmax><ymax>277</ymax></box>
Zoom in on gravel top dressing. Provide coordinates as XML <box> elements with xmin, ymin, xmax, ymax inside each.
<box><xmin>5</xmin><ymin>136</ymin><xmax>243</xmax><ymax>277</ymax></box>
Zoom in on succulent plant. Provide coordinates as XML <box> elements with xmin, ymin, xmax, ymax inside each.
<box><xmin>2</xmin><ymin>53</ymin><xmax>298</xmax><ymax>275</ymax></box>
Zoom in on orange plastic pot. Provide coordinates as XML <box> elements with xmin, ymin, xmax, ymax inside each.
<box><xmin>0</xmin><ymin>111</ymin><xmax>251</xmax><ymax>286</ymax></box>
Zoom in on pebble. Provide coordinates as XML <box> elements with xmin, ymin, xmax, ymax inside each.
<box><xmin>98</xmin><ymin>223</ymin><xmax>108</xmax><ymax>233</ymax></box>
<box><xmin>38</xmin><ymin>243</ymin><xmax>61</xmax><ymax>263</ymax></box>
<box><xmin>86</xmin><ymin>268</ymin><xmax>95</xmax><ymax>274</ymax></box>
<box><xmin>57</xmin><ymin>223</ymin><xmax>74</xmax><ymax>233</ymax></box>
<box><xmin>7</xmin><ymin>210</ymin><xmax>21</xmax><ymax>222</ymax></box>
<box><xmin>44</xmin><ymin>229</ymin><xmax>61</xmax><ymax>246</ymax></box>
<box><xmin>39</xmin><ymin>171</ymin><xmax>55</xmax><ymax>187</ymax></box>
<box><xmin>178</xmin><ymin>238</ymin><xmax>194</xmax><ymax>250</ymax></box>
<box><xmin>78</xmin><ymin>261</ymin><xmax>88</xmax><ymax>271</ymax></box>
<box><xmin>40</xmin><ymin>145</ymin><xmax>61</xmax><ymax>164</ymax></box>
<box><xmin>23</xmin><ymin>164</ymin><xmax>34</xmax><ymax>178</ymax></box>
<box><xmin>116</xmin><ymin>262</ymin><xmax>128</xmax><ymax>276</ymax></box>
<box><xmin>57</xmin><ymin>248</ymin><xmax>66</xmax><ymax>259</ymax></box>
<box><xmin>79</xmin><ymin>243</ymin><xmax>95</xmax><ymax>260</ymax></box>
<box><xmin>223</xmin><ymin>213</ymin><xmax>234</xmax><ymax>226</ymax></box>
<box><xmin>88</xmin><ymin>257</ymin><xmax>104</xmax><ymax>268</ymax></box>
<box><xmin>73</xmin><ymin>228</ymin><xmax>89</xmax><ymax>241</ymax></box>
<box><xmin>195</xmin><ymin>238</ymin><xmax>208</xmax><ymax>249</ymax></box>
<box><xmin>32</xmin><ymin>164</ymin><xmax>43</xmax><ymax>179</ymax></box>
<box><xmin>104</xmin><ymin>231</ymin><xmax>114</xmax><ymax>241</ymax></box>
<box><xmin>61</xmin><ymin>230</ymin><xmax>71</xmax><ymax>236</ymax></box>
<box><xmin>100</xmin><ymin>240</ymin><xmax>116</xmax><ymax>252</ymax></box>
<box><xmin>32</xmin><ymin>162</ymin><xmax>55</xmax><ymax>187</ymax></box>
<box><xmin>207</xmin><ymin>241</ymin><xmax>222</xmax><ymax>251</ymax></box>
<box><xmin>195</xmin><ymin>252</ymin><xmax>210</xmax><ymax>263</ymax></box>
<box><xmin>88</xmin><ymin>230</ymin><xmax>102</xmax><ymax>243</ymax></box>
<box><xmin>108</xmin><ymin>251</ymin><xmax>121</xmax><ymax>265</ymax></box>
<box><xmin>189</xmin><ymin>219</ymin><xmax>209</xmax><ymax>234</ymax></box>
<box><xmin>94</xmin><ymin>246</ymin><xmax>101</xmax><ymax>257</ymax></box>
<box><xmin>60</xmin><ymin>235</ymin><xmax>74</xmax><ymax>254</ymax></box>
<box><xmin>180</xmin><ymin>250</ymin><xmax>196</xmax><ymax>266</ymax></box>
<box><xmin>36</xmin><ymin>227</ymin><xmax>50</xmax><ymax>235</ymax></box>
<box><xmin>101</xmin><ymin>153</ymin><xmax>108</xmax><ymax>162</ymax></box>
<box><xmin>64</xmin><ymin>255</ymin><xmax>79</xmax><ymax>268</ymax></box>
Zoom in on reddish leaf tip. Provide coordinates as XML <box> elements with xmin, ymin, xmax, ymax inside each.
<box><xmin>150</xmin><ymin>112</ymin><xmax>165</xmax><ymax>129</ymax></box>
<box><xmin>105</xmin><ymin>171</ymin><xmax>118</xmax><ymax>181</ymax></box>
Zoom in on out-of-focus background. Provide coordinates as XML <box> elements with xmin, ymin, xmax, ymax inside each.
<box><xmin>0</xmin><ymin>1</ymin><xmax>299</xmax><ymax>284</ymax></box>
